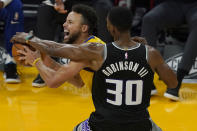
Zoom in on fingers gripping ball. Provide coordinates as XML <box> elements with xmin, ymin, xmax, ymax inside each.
<box><xmin>12</xmin><ymin>42</ymin><xmax>35</xmax><ymax>66</ymax></box>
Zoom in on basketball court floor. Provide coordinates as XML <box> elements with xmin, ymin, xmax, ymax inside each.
<box><xmin>0</xmin><ymin>66</ymin><xmax>197</xmax><ymax>131</ymax></box>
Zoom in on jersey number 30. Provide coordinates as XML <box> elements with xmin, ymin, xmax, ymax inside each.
<box><xmin>106</xmin><ymin>79</ymin><xmax>143</xmax><ymax>106</ymax></box>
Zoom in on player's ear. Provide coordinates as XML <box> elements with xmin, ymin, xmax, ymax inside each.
<box><xmin>112</xmin><ymin>26</ymin><xmax>117</xmax><ymax>35</ymax></box>
<box><xmin>81</xmin><ymin>24</ymin><xmax>89</xmax><ymax>33</ymax></box>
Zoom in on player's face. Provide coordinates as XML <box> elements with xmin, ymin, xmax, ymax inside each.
<box><xmin>63</xmin><ymin>12</ymin><xmax>83</xmax><ymax>43</ymax></box>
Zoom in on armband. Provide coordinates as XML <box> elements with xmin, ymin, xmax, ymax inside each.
<box><xmin>33</xmin><ymin>57</ymin><xmax>41</xmax><ymax>66</ymax></box>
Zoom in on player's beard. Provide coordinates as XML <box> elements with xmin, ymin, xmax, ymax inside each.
<box><xmin>63</xmin><ymin>31</ymin><xmax>81</xmax><ymax>44</ymax></box>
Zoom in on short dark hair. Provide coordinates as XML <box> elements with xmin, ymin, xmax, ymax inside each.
<box><xmin>108</xmin><ymin>7</ymin><xmax>133</xmax><ymax>32</ymax></box>
<box><xmin>72</xmin><ymin>4</ymin><xmax>97</xmax><ymax>35</ymax></box>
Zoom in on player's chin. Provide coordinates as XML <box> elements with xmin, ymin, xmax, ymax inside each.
<box><xmin>63</xmin><ymin>39</ymin><xmax>68</xmax><ymax>43</ymax></box>
<box><xmin>63</xmin><ymin>36</ymin><xmax>69</xmax><ymax>43</ymax></box>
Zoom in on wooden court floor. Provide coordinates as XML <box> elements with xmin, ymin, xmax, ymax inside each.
<box><xmin>0</xmin><ymin>66</ymin><xmax>197</xmax><ymax>131</ymax></box>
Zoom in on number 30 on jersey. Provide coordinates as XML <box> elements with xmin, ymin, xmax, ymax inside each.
<box><xmin>106</xmin><ymin>79</ymin><xmax>143</xmax><ymax>106</ymax></box>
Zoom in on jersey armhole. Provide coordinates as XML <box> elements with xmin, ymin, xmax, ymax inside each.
<box><xmin>103</xmin><ymin>44</ymin><xmax>107</xmax><ymax>62</ymax></box>
<box><xmin>93</xmin><ymin>44</ymin><xmax>107</xmax><ymax>71</ymax></box>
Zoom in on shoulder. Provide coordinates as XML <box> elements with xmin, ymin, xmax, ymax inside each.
<box><xmin>80</xmin><ymin>42</ymin><xmax>105</xmax><ymax>70</ymax></box>
<box><xmin>76</xmin><ymin>42</ymin><xmax>105</xmax><ymax>63</ymax></box>
<box><xmin>146</xmin><ymin>45</ymin><xmax>161</xmax><ymax>58</ymax></box>
<box><xmin>87</xmin><ymin>36</ymin><xmax>106</xmax><ymax>45</ymax></box>
<box><xmin>80</xmin><ymin>42</ymin><xmax>105</xmax><ymax>52</ymax></box>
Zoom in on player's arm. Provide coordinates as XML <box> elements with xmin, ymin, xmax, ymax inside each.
<box><xmin>18</xmin><ymin>47</ymin><xmax>85</xmax><ymax>88</ymax></box>
<box><xmin>18</xmin><ymin>47</ymin><xmax>84</xmax><ymax>88</ymax></box>
<box><xmin>11</xmin><ymin>32</ymin><xmax>103</xmax><ymax>62</ymax></box>
<box><xmin>17</xmin><ymin>45</ymin><xmax>85</xmax><ymax>88</ymax></box>
<box><xmin>35</xmin><ymin>60</ymin><xmax>85</xmax><ymax>88</ymax></box>
<box><xmin>147</xmin><ymin>46</ymin><xmax>178</xmax><ymax>88</ymax></box>
<box><xmin>11</xmin><ymin>32</ymin><xmax>87</xmax><ymax>60</ymax></box>
<box><xmin>29</xmin><ymin>42</ymin><xmax>104</xmax><ymax>87</ymax></box>
<box><xmin>41</xmin><ymin>53</ymin><xmax>84</xmax><ymax>87</ymax></box>
<box><xmin>29</xmin><ymin>37</ymin><xmax>104</xmax><ymax>62</ymax></box>
<box><xmin>41</xmin><ymin>53</ymin><xmax>61</xmax><ymax>71</ymax></box>
<box><xmin>0</xmin><ymin>0</ymin><xmax>12</xmax><ymax>8</ymax></box>
<box><xmin>11</xmin><ymin>32</ymin><xmax>104</xmax><ymax>69</ymax></box>
<box><xmin>67</xmin><ymin>73</ymin><xmax>84</xmax><ymax>88</ymax></box>
<box><xmin>11</xmin><ymin>32</ymin><xmax>67</xmax><ymax>51</ymax></box>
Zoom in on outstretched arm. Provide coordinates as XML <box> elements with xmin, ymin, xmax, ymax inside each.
<box><xmin>18</xmin><ymin>46</ymin><xmax>85</xmax><ymax>88</ymax></box>
<box><xmin>41</xmin><ymin>53</ymin><xmax>85</xmax><ymax>87</ymax></box>
<box><xmin>41</xmin><ymin>53</ymin><xmax>61</xmax><ymax>71</ymax></box>
<box><xmin>35</xmin><ymin>60</ymin><xmax>85</xmax><ymax>88</ymax></box>
<box><xmin>29</xmin><ymin>38</ymin><xmax>104</xmax><ymax>63</ymax></box>
<box><xmin>147</xmin><ymin>46</ymin><xmax>178</xmax><ymax>89</ymax></box>
<box><xmin>11</xmin><ymin>32</ymin><xmax>104</xmax><ymax>62</ymax></box>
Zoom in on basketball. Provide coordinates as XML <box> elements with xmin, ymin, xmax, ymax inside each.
<box><xmin>12</xmin><ymin>42</ymin><xmax>35</xmax><ymax>66</ymax></box>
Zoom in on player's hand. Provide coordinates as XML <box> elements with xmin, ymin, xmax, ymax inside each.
<box><xmin>131</xmin><ymin>36</ymin><xmax>148</xmax><ymax>45</ymax></box>
<box><xmin>18</xmin><ymin>46</ymin><xmax>41</xmax><ymax>66</ymax></box>
<box><xmin>54</xmin><ymin>0</ymin><xmax>67</xmax><ymax>14</ymax></box>
<box><xmin>10</xmin><ymin>32</ymin><xmax>29</xmax><ymax>44</ymax></box>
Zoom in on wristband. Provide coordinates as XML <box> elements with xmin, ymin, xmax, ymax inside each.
<box><xmin>25</xmin><ymin>31</ymin><xmax>34</xmax><ymax>44</ymax></box>
<box><xmin>32</xmin><ymin>57</ymin><xmax>41</xmax><ymax>66</ymax></box>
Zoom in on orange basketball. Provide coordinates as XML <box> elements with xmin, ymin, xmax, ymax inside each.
<box><xmin>12</xmin><ymin>42</ymin><xmax>35</xmax><ymax>66</ymax></box>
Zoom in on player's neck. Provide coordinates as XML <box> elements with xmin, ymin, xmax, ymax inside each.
<box><xmin>115</xmin><ymin>31</ymin><xmax>136</xmax><ymax>47</ymax></box>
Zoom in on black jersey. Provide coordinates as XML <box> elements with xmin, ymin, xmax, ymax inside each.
<box><xmin>89</xmin><ymin>42</ymin><xmax>154</xmax><ymax>127</ymax></box>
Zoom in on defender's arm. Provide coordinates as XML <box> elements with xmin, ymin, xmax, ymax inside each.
<box><xmin>11</xmin><ymin>32</ymin><xmax>104</xmax><ymax>62</ymax></box>
<box><xmin>148</xmin><ymin>46</ymin><xmax>178</xmax><ymax>89</ymax></box>
<box><xmin>29</xmin><ymin>38</ymin><xmax>104</xmax><ymax>62</ymax></box>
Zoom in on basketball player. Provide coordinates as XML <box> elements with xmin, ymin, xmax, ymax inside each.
<box><xmin>18</xmin><ymin>4</ymin><xmax>105</xmax><ymax>89</ymax></box>
<box><xmin>32</xmin><ymin>0</ymin><xmax>113</xmax><ymax>87</ymax></box>
<box><xmin>12</xmin><ymin>6</ymin><xmax>178</xmax><ymax>130</ymax></box>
